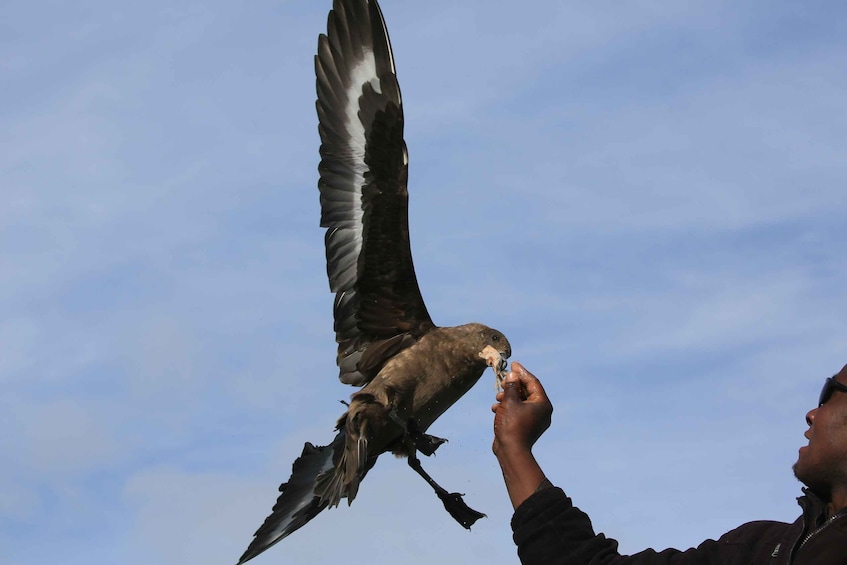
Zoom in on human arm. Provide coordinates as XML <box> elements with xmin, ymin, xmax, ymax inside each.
<box><xmin>491</xmin><ymin>362</ymin><xmax>746</xmax><ymax>565</ymax></box>
<box><xmin>491</xmin><ymin>361</ymin><xmax>553</xmax><ymax>509</ymax></box>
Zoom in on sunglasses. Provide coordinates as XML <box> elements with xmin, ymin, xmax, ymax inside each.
<box><xmin>818</xmin><ymin>377</ymin><xmax>847</xmax><ymax>406</ymax></box>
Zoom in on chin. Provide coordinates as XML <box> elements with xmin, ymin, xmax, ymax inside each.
<box><xmin>792</xmin><ymin>457</ymin><xmax>812</xmax><ymax>486</ymax></box>
<box><xmin>792</xmin><ymin>466</ymin><xmax>831</xmax><ymax>499</ymax></box>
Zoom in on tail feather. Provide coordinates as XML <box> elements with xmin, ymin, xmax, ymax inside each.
<box><xmin>313</xmin><ymin>445</ymin><xmax>350</xmax><ymax>508</ymax></box>
<box><xmin>236</xmin><ymin>432</ymin><xmax>344</xmax><ymax>565</ymax></box>
<box><xmin>349</xmin><ymin>435</ymin><xmax>368</xmax><ymax>500</ymax></box>
<box><xmin>313</xmin><ymin>429</ymin><xmax>368</xmax><ymax>507</ymax></box>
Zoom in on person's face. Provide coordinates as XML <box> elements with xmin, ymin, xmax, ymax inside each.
<box><xmin>794</xmin><ymin>364</ymin><xmax>847</xmax><ymax>498</ymax></box>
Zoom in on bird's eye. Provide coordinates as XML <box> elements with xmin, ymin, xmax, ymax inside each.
<box><xmin>492</xmin><ymin>334</ymin><xmax>500</xmax><ymax>342</ymax></box>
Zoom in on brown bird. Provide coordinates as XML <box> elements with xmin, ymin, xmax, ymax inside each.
<box><xmin>236</xmin><ymin>0</ymin><xmax>511</xmax><ymax>562</ymax></box>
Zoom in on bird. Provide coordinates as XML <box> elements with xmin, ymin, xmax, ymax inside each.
<box><xmin>236</xmin><ymin>0</ymin><xmax>511</xmax><ymax>562</ymax></box>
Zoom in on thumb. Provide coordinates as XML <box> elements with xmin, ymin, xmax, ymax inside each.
<box><xmin>502</xmin><ymin>372</ymin><xmax>522</xmax><ymax>402</ymax></box>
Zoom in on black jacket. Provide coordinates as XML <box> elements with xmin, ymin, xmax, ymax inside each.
<box><xmin>511</xmin><ymin>486</ymin><xmax>847</xmax><ymax>564</ymax></box>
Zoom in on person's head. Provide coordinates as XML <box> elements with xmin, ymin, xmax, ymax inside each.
<box><xmin>793</xmin><ymin>364</ymin><xmax>847</xmax><ymax>501</ymax></box>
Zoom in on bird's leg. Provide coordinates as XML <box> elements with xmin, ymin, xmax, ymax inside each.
<box><xmin>389</xmin><ymin>409</ymin><xmax>447</xmax><ymax>456</ymax></box>
<box><xmin>406</xmin><ymin>449</ymin><xmax>486</xmax><ymax>529</ymax></box>
<box><xmin>405</xmin><ymin>418</ymin><xmax>447</xmax><ymax>457</ymax></box>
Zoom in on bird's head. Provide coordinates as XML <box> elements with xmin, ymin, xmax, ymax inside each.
<box><xmin>477</xmin><ymin>326</ymin><xmax>511</xmax><ymax>361</ymax></box>
<box><xmin>466</xmin><ymin>324</ymin><xmax>511</xmax><ymax>390</ymax></box>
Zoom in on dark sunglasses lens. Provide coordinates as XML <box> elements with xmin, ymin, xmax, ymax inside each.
<box><xmin>819</xmin><ymin>378</ymin><xmax>834</xmax><ymax>406</ymax></box>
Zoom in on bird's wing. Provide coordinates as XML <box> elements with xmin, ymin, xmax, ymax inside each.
<box><xmin>316</xmin><ymin>0</ymin><xmax>434</xmax><ymax>386</ymax></box>
<box><xmin>235</xmin><ymin>436</ymin><xmax>340</xmax><ymax>565</ymax></box>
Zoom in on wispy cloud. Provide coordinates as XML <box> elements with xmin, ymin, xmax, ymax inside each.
<box><xmin>3</xmin><ymin>0</ymin><xmax>846</xmax><ymax>563</ymax></box>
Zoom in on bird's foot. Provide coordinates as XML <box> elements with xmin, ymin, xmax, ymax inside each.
<box><xmin>415</xmin><ymin>433</ymin><xmax>447</xmax><ymax>456</ymax></box>
<box><xmin>435</xmin><ymin>490</ymin><xmax>486</xmax><ymax>529</ymax></box>
<box><xmin>406</xmin><ymin>452</ymin><xmax>486</xmax><ymax>528</ymax></box>
<box><xmin>396</xmin><ymin>415</ymin><xmax>447</xmax><ymax>456</ymax></box>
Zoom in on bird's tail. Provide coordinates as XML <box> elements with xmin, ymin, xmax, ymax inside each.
<box><xmin>236</xmin><ymin>431</ymin><xmax>347</xmax><ymax>565</ymax></box>
<box><xmin>314</xmin><ymin>402</ymin><xmax>377</xmax><ymax>506</ymax></box>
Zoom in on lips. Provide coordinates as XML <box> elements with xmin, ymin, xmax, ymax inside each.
<box><xmin>798</xmin><ymin>431</ymin><xmax>811</xmax><ymax>454</ymax></box>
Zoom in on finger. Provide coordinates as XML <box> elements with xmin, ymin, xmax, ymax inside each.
<box><xmin>502</xmin><ymin>379</ymin><xmax>522</xmax><ymax>403</ymax></box>
<box><xmin>511</xmin><ymin>362</ymin><xmax>548</xmax><ymax>401</ymax></box>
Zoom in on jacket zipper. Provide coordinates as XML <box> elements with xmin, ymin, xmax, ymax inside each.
<box><xmin>795</xmin><ymin>510</ymin><xmax>847</xmax><ymax>555</ymax></box>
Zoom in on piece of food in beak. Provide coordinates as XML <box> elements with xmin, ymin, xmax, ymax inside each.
<box><xmin>479</xmin><ymin>345</ymin><xmax>509</xmax><ymax>391</ymax></box>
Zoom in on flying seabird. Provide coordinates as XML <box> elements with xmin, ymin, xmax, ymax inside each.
<box><xmin>236</xmin><ymin>0</ymin><xmax>511</xmax><ymax>562</ymax></box>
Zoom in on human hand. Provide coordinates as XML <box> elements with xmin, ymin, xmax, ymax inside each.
<box><xmin>491</xmin><ymin>361</ymin><xmax>553</xmax><ymax>457</ymax></box>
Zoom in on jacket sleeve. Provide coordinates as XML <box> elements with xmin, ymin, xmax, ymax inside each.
<box><xmin>511</xmin><ymin>487</ymin><xmax>734</xmax><ymax>565</ymax></box>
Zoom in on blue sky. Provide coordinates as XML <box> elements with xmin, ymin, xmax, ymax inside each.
<box><xmin>3</xmin><ymin>1</ymin><xmax>846</xmax><ymax>563</ymax></box>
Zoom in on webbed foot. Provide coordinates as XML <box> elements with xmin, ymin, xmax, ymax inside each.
<box><xmin>415</xmin><ymin>432</ymin><xmax>447</xmax><ymax>456</ymax></box>
<box><xmin>392</xmin><ymin>412</ymin><xmax>448</xmax><ymax>456</ymax></box>
<box><xmin>435</xmin><ymin>490</ymin><xmax>487</xmax><ymax>529</ymax></box>
<box><xmin>406</xmin><ymin>450</ymin><xmax>487</xmax><ymax>529</ymax></box>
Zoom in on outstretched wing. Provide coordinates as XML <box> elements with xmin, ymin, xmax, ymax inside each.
<box><xmin>316</xmin><ymin>0</ymin><xmax>434</xmax><ymax>386</ymax></box>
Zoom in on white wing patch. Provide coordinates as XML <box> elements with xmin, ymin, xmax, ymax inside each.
<box><xmin>339</xmin><ymin>48</ymin><xmax>382</xmax><ymax>265</ymax></box>
<box><xmin>345</xmin><ymin>48</ymin><xmax>379</xmax><ymax>163</ymax></box>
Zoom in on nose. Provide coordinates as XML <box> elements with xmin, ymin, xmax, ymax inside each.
<box><xmin>806</xmin><ymin>407</ymin><xmax>817</xmax><ymax>427</ymax></box>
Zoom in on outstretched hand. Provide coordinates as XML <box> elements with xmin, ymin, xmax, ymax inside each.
<box><xmin>491</xmin><ymin>362</ymin><xmax>553</xmax><ymax>509</ymax></box>
<box><xmin>492</xmin><ymin>361</ymin><xmax>553</xmax><ymax>457</ymax></box>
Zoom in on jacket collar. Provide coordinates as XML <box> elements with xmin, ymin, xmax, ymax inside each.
<box><xmin>797</xmin><ymin>487</ymin><xmax>830</xmax><ymax>527</ymax></box>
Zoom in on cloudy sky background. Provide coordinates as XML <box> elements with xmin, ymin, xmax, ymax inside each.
<box><xmin>3</xmin><ymin>0</ymin><xmax>846</xmax><ymax>563</ymax></box>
